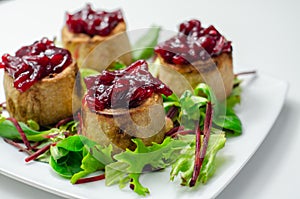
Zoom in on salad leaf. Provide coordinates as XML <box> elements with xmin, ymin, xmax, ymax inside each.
<box><xmin>213</xmin><ymin>107</ymin><xmax>242</xmax><ymax>136</ymax></box>
<box><xmin>211</xmin><ymin>79</ymin><xmax>243</xmax><ymax>136</ymax></box>
<box><xmin>226</xmin><ymin>78</ymin><xmax>242</xmax><ymax>109</ymax></box>
<box><xmin>163</xmin><ymin>83</ymin><xmax>243</xmax><ymax>137</ymax></box>
<box><xmin>0</xmin><ymin>118</ymin><xmax>49</xmax><ymax>141</ymax></box>
<box><xmin>109</xmin><ymin>61</ymin><xmax>127</xmax><ymax>71</ymax></box>
<box><xmin>129</xmin><ymin>173</ymin><xmax>150</xmax><ymax>195</ymax></box>
<box><xmin>49</xmin><ymin>135</ymin><xmax>114</xmax><ymax>183</ymax></box>
<box><xmin>70</xmin><ymin>153</ymin><xmax>104</xmax><ymax>183</ymax></box>
<box><xmin>50</xmin><ymin>135</ymin><xmax>86</xmax><ymax>178</ymax></box>
<box><xmin>105</xmin><ymin>137</ymin><xmax>186</xmax><ymax>196</ymax></box>
<box><xmin>194</xmin><ymin>83</ymin><xmax>223</xmax><ymax>116</ymax></box>
<box><xmin>179</xmin><ymin>90</ymin><xmax>208</xmax><ymax>130</ymax></box>
<box><xmin>49</xmin><ymin>150</ymin><xmax>83</xmax><ymax>178</ymax></box>
<box><xmin>0</xmin><ymin>115</ymin><xmax>5</xmax><ymax>123</ymax></box>
<box><xmin>132</xmin><ymin>26</ymin><xmax>161</xmax><ymax>61</ymax></box>
<box><xmin>162</xmin><ymin>93</ymin><xmax>181</xmax><ymax>112</ymax></box>
<box><xmin>170</xmin><ymin>133</ymin><xmax>226</xmax><ymax>186</ymax></box>
<box><xmin>56</xmin><ymin>135</ymin><xmax>85</xmax><ymax>151</ymax></box>
<box><xmin>194</xmin><ymin>83</ymin><xmax>217</xmax><ymax>103</ymax></box>
<box><xmin>114</xmin><ymin>138</ymin><xmax>185</xmax><ymax>172</ymax></box>
<box><xmin>26</xmin><ymin>119</ymin><xmax>40</xmax><ymax>131</ymax></box>
<box><xmin>80</xmin><ymin>68</ymin><xmax>100</xmax><ymax>79</ymax></box>
<box><xmin>105</xmin><ymin>161</ymin><xmax>130</xmax><ymax>187</ymax></box>
<box><xmin>70</xmin><ymin>144</ymin><xmax>114</xmax><ymax>184</ymax></box>
<box><xmin>0</xmin><ymin>115</ymin><xmax>79</xmax><ymax>142</ymax></box>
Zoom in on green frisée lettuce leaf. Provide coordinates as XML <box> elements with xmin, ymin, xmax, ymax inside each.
<box><xmin>114</xmin><ymin>137</ymin><xmax>185</xmax><ymax>172</ymax></box>
<box><xmin>170</xmin><ymin>133</ymin><xmax>226</xmax><ymax>186</ymax></box>
<box><xmin>105</xmin><ymin>161</ymin><xmax>130</xmax><ymax>187</ymax></box>
<box><xmin>105</xmin><ymin>137</ymin><xmax>186</xmax><ymax>196</ymax></box>
<box><xmin>105</xmin><ymin>131</ymin><xmax>226</xmax><ymax>195</ymax></box>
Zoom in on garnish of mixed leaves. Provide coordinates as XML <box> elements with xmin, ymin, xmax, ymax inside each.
<box><xmin>0</xmin><ymin>28</ymin><xmax>246</xmax><ymax>196</ymax></box>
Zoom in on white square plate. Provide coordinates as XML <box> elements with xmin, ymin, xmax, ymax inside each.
<box><xmin>0</xmin><ymin>1</ymin><xmax>288</xmax><ymax>198</ymax></box>
<box><xmin>0</xmin><ymin>72</ymin><xmax>288</xmax><ymax>199</ymax></box>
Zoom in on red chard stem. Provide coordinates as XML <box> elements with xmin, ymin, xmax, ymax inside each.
<box><xmin>75</xmin><ymin>174</ymin><xmax>105</xmax><ymax>184</ymax></box>
<box><xmin>189</xmin><ymin>102</ymin><xmax>213</xmax><ymax>187</ymax></box>
<box><xmin>190</xmin><ymin>121</ymin><xmax>201</xmax><ymax>187</ymax></box>
<box><xmin>31</xmin><ymin>142</ymin><xmax>42</xmax><ymax>151</ymax></box>
<box><xmin>165</xmin><ymin>125</ymin><xmax>184</xmax><ymax>137</ymax></box>
<box><xmin>55</xmin><ymin>116</ymin><xmax>74</xmax><ymax>128</ymax></box>
<box><xmin>3</xmin><ymin>138</ymin><xmax>32</xmax><ymax>155</ymax></box>
<box><xmin>165</xmin><ymin>126</ymin><xmax>180</xmax><ymax>136</ymax></box>
<box><xmin>25</xmin><ymin>143</ymin><xmax>53</xmax><ymax>162</ymax></box>
<box><xmin>170</xmin><ymin>130</ymin><xmax>194</xmax><ymax>138</ymax></box>
<box><xmin>166</xmin><ymin>106</ymin><xmax>179</xmax><ymax>119</ymax></box>
<box><xmin>7</xmin><ymin>117</ymin><xmax>32</xmax><ymax>150</ymax></box>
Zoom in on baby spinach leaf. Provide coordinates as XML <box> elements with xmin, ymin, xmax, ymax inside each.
<box><xmin>49</xmin><ymin>135</ymin><xmax>114</xmax><ymax>183</ymax></box>
<box><xmin>214</xmin><ymin>108</ymin><xmax>242</xmax><ymax>136</ymax></box>
<box><xmin>70</xmin><ymin>152</ymin><xmax>103</xmax><ymax>184</ymax></box>
<box><xmin>70</xmin><ymin>144</ymin><xmax>114</xmax><ymax>184</ymax></box>
<box><xmin>50</xmin><ymin>145</ymin><xmax>69</xmax><ymax>162</ymax></box>
<box><xmin>56</xmin><ymin>135</ymin><xmax>84</xmax><ymax>152</ymax></box>
<box><xmin>49</xmin><ymin>151</ymin><xmax>83</xmax><ymax>178</ymax></box>
<box><xmin>0</xmin><ymin>119</ymin><xmax>49</xmax><ymax>141</ymax></box>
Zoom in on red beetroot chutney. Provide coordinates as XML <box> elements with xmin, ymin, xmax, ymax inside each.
<box><xmin>84</xmin><ymin>60</ymin><xmax>173</xmax><ymax>112</ymax></box>
<box><xmin>66</xmin><ymin>4</ymin><xmax>124</xmax><ymax>37</ymax></box>
<box><xmin>155</xmin><ymin>19</ymin><xmax>232</xmax><ymax>65</ymax></box>
<box><xmin>0</xmin><ymin>38</ymin><xmax>72</xmax><ymax>92</ymax></box>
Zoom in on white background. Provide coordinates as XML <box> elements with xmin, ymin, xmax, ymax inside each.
<box><xmin>0</xmin><ymin>0</ymin><xmax>299</xmax><ymax>198</ymax></box>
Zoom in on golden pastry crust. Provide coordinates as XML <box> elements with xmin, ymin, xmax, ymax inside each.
<box><xmin>4</xmin><ymin>62</ymin><xmax>82</xmax><ymax>126</ymax></box>
<box><xmin>157</xmin><ymin>52</ymin><xmax>234</xmax><ymax>101</ymax></box>
<box><xmin>82</xmin><ymin>93</ymin><xmax>172</xmax><ymax>154</ymax></box>
<box><xmin>62</xmin><ymin>22</ymin><xmax>131</xmax><ymax>69</ymax></box>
